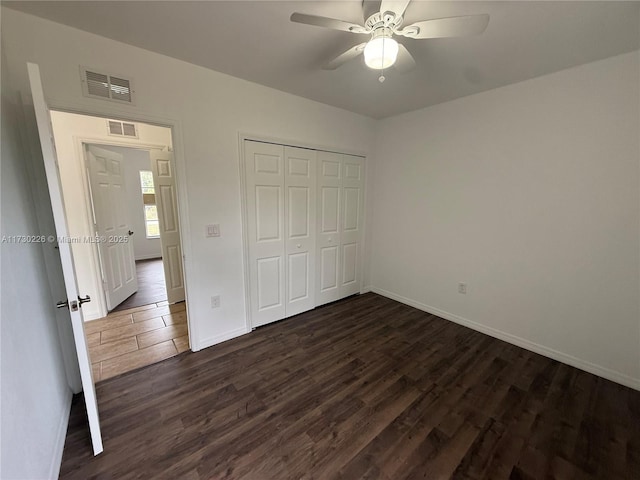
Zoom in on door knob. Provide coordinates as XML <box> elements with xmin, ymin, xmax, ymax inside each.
<box><xmin>128</xmin><ymin>230</ymin><xmax>134</xmax><ymax>236</ymax></box>
<box><xmin>296</xmin><ymin>244</ymin><xmax>301</xmax><ymax>249</ymax></box>
<box><xmin>78</xmin><ymin>295</ymin><xmax>91</xmax><ymax>306</ymax></box>
<box><xmin>328</xmin><ymin>237</ymin><xmax>333</xmax><ymax>243</ymax></box>
<box><xmin>57</xmin><ymin>299</ymin><xmax>79</xmax><ymax>311</ymax></box>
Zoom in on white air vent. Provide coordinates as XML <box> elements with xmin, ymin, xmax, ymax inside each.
<box><xmin>107</xmin><ymin>120</ymin><xmax>138</xmax><ymax>138</ymax></box>
<box><xmin>80</xmin><ymin>67</ymin><xmax>134</xmax><ymax>104</ymax></box>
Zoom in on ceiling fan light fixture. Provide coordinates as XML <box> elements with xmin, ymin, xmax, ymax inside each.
<box><xmin>364</xmin><ymin>34</ymin><xmax>399</xmax><ymax>70</ymax></box>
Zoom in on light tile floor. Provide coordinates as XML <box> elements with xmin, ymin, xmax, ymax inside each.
<box><xmin>86</xmin><ymin>301</ymin><xmax>188</xmax><ymax>381</ymax></box>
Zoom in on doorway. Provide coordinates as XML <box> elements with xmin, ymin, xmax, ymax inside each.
<box><xmin>50</xmin><ymin>111</ymin><xmax>189</xmax><ymax>380</ymax></box>
<box><xmin>113</xmin><ymin>258</ymin><xmax>166</xmax><ymax>311</ymax></box>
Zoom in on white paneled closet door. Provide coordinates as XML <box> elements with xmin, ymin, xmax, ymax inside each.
<box><xmin>316</xmin><ymin>152</ymin><xmax>365</xmax><ymax>305</ymax></box>
<box><xmin>340</xmin><ymin>155</ymin><xmax>365</xmax><ymax>296</ymax></box>
<box><xmin>245</xmin><ymin>141</ymin><xmax>286</xmax><ymax>327</ymax></box>
<box><xmin>284</xmin><ymin>147</ymin><xmax>317</xmax><ymax>317</ymax></box>
<box><xmin>316</xmin><ymin>151</ymin><xmax>342</xmax><ymax>306</ymax></box>
<box><xmin>245</xmin><ymin>141</ymin><xmax>317</xmax><ymax>327</ymax></box>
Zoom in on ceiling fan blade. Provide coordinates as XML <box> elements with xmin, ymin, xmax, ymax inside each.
<box><xmin>380</xmin><ymin>0</ymin><xmax>411</xmax><ymax>18</ymax></box>
<box><xmin>394</xmin><ymin>44</ymin><xmax>416</xmax><ymax>73</ymax></box>
<box><xmin>398</xmin><ymin>14</ymin><xmax>490</xmax><ymax>39</ymax></box>
<box><xmin>290</xmin><ymin>13</ymin><xmax>368</xmax><ymax>34</ymax></box>
<box><xmin>362</xmin><ymin>1</ymin><xmax>382</xmax><ymax>21</ymax></box>
<box><xmin>323</xmin><ymin>43</ymin><xmax>367</xmax><ymax>70</ymax></box>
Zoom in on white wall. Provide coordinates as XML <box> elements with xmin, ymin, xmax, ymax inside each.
<box><xmin>49</xmin><ymin>111</ymin><xmax>171</xmax><ymax>320</ymax></box>
<box><xmin>1</xmin><ymin>49</ymin><xmax>72</xmax><ymax>480</ymax></box>
<box><xmin>101</xmin><ymin>145</ymin><xmax>162</xmax><ymax>261</ymax></box>
<box><xmin>2</xmin><ymin>8</ymin><xmax>375</xmax><ymax>349</ymax></box>
<box><xmin>369</xmin><ymin>51</ymin><xmax>640</xmax><ymax>388</ymax></box>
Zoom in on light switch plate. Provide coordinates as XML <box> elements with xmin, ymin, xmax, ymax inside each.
<box><xmin>206</xmin><ymin>224</ymin><xmax>220</xmax><ymax>237</ymax></box>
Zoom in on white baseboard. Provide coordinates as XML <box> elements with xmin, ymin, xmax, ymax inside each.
<box><xmin>49</xmin><ymin>388</ymin><xmax>73</xmax><ymax>479</ymax></box>
<box><xmin>370</xmin><ymin>286</ymin><xmax>640</xmax><ymax>391</ymax></box>
<box><xmin>360</xmin><ymin>285</ymin><xmax>373</xmax><ymax>294</ymax></box>
<box><xmin>196</xmin><ymin>326</ymin><xmax>250</xmax><ymax>351</ymax></box>
<box><xmin>83</xmin><ymin>311</ymin><xmax>103</xmax><ymax>321</ymax></box>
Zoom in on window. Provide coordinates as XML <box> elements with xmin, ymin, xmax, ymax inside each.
<box><xmin>139</xmin><ymin>171</ymin><xmax>160</xmax><ymax>238</ymax></box>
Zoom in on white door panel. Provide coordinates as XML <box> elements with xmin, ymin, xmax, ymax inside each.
<box><xmin>343</xmin><ymin>187</ymin><xmax>361</xmax><ymax>232</ymax></box>
<box><xmin>319</xmin><ymin>246</ymin><xmax>339</xmax><ymax>292</ymax></box>
<box><xmin>257</xmin><ymin>256</ymin><xmax>282</xmax><ymax>311</ymax></box>
<box><xmin>321</xmin><ymin>186</ymin><xmax>340</xmax><ymax>233</ymax></box>
<box><xmin>342</xmin><ymin>242</ymin><xmax>358</xmax><ymax>286</ymax></box>
<box><xmin>28</xmin><ymin>62</ymin><xmax>103</xmax><ymax>455</ymax></box>
<box><xmin>316</xmin><ymin>151</ymin><xmax>342</xmax><ymax>305</ymax></box>
<box><xmin>288</xmin><ymin>187</ymin><xmax>310</xmax><ymax>238</ymax></box>
<box><xmin>288</xmin><ymin>252</ymin><xmax>309</xmax><ymax>301</ymax></box>
<box><xmin>150</xmin><ymin>150</ymin><xmax>185</xmax><ymax>304</ymax></box>
<box><xmin>245</xmin><ymin>141</ymin><xmax>286</xmax><ymax>326</ymax></box>
<box><xmin>284</xmin><ymin>146</ymin><xmax>316</xmax><ymax>317</ymax></box>
<box><xmin>316</xmin><ymin>152</ymin><xmax>365</xmax><ymax>303</ymax></box>
<box><xmin>165</xmin><ymin>245</ymin><xmax>183</xmax><ymax>290</ymax></box>
<box><xmin>340</xmin><ymin>155</ymin><xmax>365</xmax><ymax>297</ymax></box>
<box><xmin>86</xmin><ymin>145</ymin><xmax>138</xmax><ymax>310</ymax></box>
<box><xmin>245</xmin><ymin>142</ymin><xmax>316</xmax><ymax>325</ymax></box>
<box><xmin>256</xmin><ymin>185</ymin><xmax>281</xmax><ymax>241</ymax></box>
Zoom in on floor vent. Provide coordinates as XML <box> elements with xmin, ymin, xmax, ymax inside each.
<box><xmin>81</xmin><ymin>67</ymin><xmax>134</xmax><ymax>104</ymax></box>
<box><xmin>107</xmin><ymin>120</ymin><xmax>138</xmax><ymax>138</ymax></box>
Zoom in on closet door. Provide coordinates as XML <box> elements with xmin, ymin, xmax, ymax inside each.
<box><xmin>316</xmin><ymin>151</ymin><xmax>342</xmax><ymax>306</ymax></box>
<box><xmin>245</xmin><ymin>141</ymin><xmax>286</xmax><ymax>327</ymax></box>
<box><xmin>340</xmin><ymin>155</ymin><xmax>365</xmax><ymax>297</ymax></box>
<box><xmin>284</xmin><ymin>147</ymin><xmax>316</xmax><ymax>317</ymax></box>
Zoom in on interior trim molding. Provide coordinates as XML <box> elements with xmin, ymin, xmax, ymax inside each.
<box><xmin>370</xmin><ymin>286</ymin><xmax>640</xmax><ymax>391</ymax></box>
<box><xmin>50</xmin><ymin>389</ymin><xmax>73</xmax><ymax>479</ymax></box>
<box><xmin>45</xmin><ymin>101</ymin><xmax>196</xmax><ymax>369</ymax></box>
<box><xmin>134</xmin><ymin>254</ymin><xmax>163</xmax><ymax>261</ymax></box>
<box><xmin>197</xmin><ymin>326</ymin><xmax>251</xmax><ymax>351</ymax></box>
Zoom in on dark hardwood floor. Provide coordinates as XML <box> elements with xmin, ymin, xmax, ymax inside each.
<box><xmin>61</xmin><ymin>293</ymin><xmax>640</xmax><ymax>479</ymax></box>
<box><xmin>111</xmin><ymin>258</ymin><xmax>167</xmax><ymax>312</ymax></box>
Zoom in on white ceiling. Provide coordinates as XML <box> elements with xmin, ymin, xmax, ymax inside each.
<box><xmin>5</xmin><ymin>1</ymin><xmax>639</xmax><ymax>118</ymax></box>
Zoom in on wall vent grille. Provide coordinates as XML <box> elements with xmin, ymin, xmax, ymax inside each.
<box><xmin>81</xmin><ymin>67</ymin><xmax>134</xmax><ymax>104</ymax></box>
<box><xmin>107</xmin><ymin>120</ymin><xmax>138</xmax><ymax>138</ymax></box>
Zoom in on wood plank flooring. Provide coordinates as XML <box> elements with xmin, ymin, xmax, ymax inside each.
<box><xmin>86</xmin><ymin>301</ymin><xmax>188</xmax><ymax>381</ymax></box>
<box><xmin>61</xmin><ymin>293</ymin><xmax>640</xmax><ymax>479</ymax></box>
<box><xmin>111</xmin><ymin>258</ymin><xmax>167</xmax><ymax>312</ymax></box>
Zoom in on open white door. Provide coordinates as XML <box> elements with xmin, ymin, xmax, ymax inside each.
<box><xmin>86</xmin><ymin>145</ymin><xmax>138</xmax><ymax>310</ymax></box>
<box><xmin>149</xmin><ymin>150</ymin><xmax>185</xmax><ymax>304</ymax></box>
<box><xmin>27</xmin><ymin>63</ymin><xmax>103</xmax><ymax>455</ymax></box>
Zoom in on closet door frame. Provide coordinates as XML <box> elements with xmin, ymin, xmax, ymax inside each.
<box><xmin>239</xmin><ymin>133</ymin><xmax>367</xmax><ymax>331</ymax></box>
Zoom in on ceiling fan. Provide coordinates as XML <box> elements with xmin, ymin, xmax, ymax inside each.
<box><xmin>291</xmin><ymin>0</ymin><xmax>489</xmax><ymax>79</ymax></box>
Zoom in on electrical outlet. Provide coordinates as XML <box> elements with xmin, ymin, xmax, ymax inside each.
<box><xmin>211</xmin><ymin>295</ymin><xmax>220</xmax><ymax>308</ymax></box>
<box><xmin>458</xmin><ymin>282</ymin><xmax>467</xmax><ymax>294</ymax></box>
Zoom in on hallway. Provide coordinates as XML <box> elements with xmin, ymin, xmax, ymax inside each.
<box><xmin>86</xmin><ymin>301</ymin><xmax>188</xmax><ymax>381</ymax></box>
<box><xmin>112</xmin><ymin>258</ymin><xmax>166</xmax><ymax>312</ymax></box>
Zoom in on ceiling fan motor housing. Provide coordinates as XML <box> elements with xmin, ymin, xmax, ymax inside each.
<box><xmin>365</xmin><ymin>11</ymin><xmax>403</xmax><ymax>33</ymax></box>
